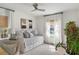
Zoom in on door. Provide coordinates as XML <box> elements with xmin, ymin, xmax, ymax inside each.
<box><xmin>45</xmin><ymin>19</ymin><xmax>62</xmax><ymax>45</ymax></box>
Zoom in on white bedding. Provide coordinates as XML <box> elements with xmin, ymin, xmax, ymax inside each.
<box><xmin>23</xmin><ymin>44</ymin><xmax>59</xmax><ymax>55</ymax></box>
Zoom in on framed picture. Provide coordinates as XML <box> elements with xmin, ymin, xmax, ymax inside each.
<box><xmin>20</xmin><ymin>18</ymin><xmax>26</xmax><ymax>29</ymax></box>
<box><xmin>29</xmin><ymin>20</ymin><xmax>32</xmax><ymax>29</ymax></box>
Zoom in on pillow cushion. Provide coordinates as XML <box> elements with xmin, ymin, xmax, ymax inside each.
<box><xmin>23</xmin><ymin>30</ymin><xmax>30</xmax><ymax>38</ymax></box>
<box><xmin>31</xmin><ymin>30</ymin><xmax>38</xmax><ymax>36</ymax></box>
<box><xmin>16</xmin><ymin>30</ymin><xmax>24</xmax><ymax>38</ymax></box>
<box><xmin>30</xmin><ymin>32</ymin><xmax>34</xmax><ymax>37</ymax></box>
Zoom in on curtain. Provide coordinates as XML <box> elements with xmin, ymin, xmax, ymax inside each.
<box><xmin>44</xmin><ymin>14</ymin><xmax>63</xmax><ymax>45</ymax></box>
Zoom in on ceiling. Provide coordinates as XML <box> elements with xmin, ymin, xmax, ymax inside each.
<box><xmin>0</xmin><ymin>3</ymin><xmax>79</xmax><ymax>16</ymax></box>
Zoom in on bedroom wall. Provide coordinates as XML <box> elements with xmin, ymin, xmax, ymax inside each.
<box><xmin>35</xmin><ymin>16</ymin><xmax>45</xmax><ymax>35</ymax></box>
<box><xmin>12</xmin><ymin>10</ymin><xmax>36</xmax><ymax>32</ymax></box>
<box><xmin>0</xmin><ymin>8</ymin><xmax>36</xmax><ymax>32</ymax></box>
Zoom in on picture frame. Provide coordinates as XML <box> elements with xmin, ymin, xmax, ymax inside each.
<box><xmin>29</xmin><ymin>20</ymin><xmax>32</xmax><ymax>29</ymax></box>
<box><xmin>20</xmin><ymin>18</ymin><xmax>26</xmax><ymax>29</ymax></box>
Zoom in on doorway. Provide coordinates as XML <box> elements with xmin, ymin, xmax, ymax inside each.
<box><xmin>45</xmin><ymin>19</ymin><xmax>62</xmax><ymax>45</ymax></box>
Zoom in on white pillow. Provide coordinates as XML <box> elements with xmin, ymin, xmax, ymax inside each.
<box><xmin>31</xmin><ymin>30</ymin><xmax>38</xmax><ymax>36</ymax></box>
<box><xmin>29</xmin><ymin>32</ymin><xmax>34</xmax><ymax>37</ymax></box>
<box><xmin>26</xmin><ymin>30</ymin><xmax>34</xmax><ymax>37</ymax></box>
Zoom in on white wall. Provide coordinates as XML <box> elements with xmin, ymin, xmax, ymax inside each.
<box><xmin>12</xmin><ymin>10</ymin><xmax>36</xmax><ymax>31</ymax></box>
<box><xmin>0</xmin><ymin>8</ymin><xmax>6</xmax><ymax>15</ymax></box>
<box><xmin>35</xmin><ymin>8</ymin><xmax>79</xmax><ymax>45</ymax></box>
<box><xmin>0</xmin><ymin>8</ymin><xmax>36</xmax><ymax>32</ymax></box>
<box><xmin>35</xmin><ymin>16</ymin><xmax>45</xmax><ymax>35</ymax></box>
<box><xmin>63</xmin><ymin>9</ymin><xmax>79</xmax><ymax>44</ymax></box>
<box><xmin>63</xmin><ymin>9</ymin><xmax>79</xmax><ymax>28</ymax></box>
<box><xmin>0</xmin><ymin>8</ymin><xmax>12</xmax><ymax>29</ymax></box>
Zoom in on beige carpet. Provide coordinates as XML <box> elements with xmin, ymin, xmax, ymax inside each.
<box><xmin>23</xmin><ymin>44</ymin><xmax>59</xmax><ymax>55</ymax></box>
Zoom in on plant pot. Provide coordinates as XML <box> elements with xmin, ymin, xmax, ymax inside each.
<box><xmin>57</xmin><ymin>47</ymin><xmax>67</xmax><ymax>55</ymax></box>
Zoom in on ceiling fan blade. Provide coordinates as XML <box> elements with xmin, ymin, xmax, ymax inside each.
<box><xmin>32</xmin><ymin>3</ymin><xmax>45</xmax><ymax>12</ymax></box>
<box><xmin>37</xmin><ymin>9</ymin><xmax>45</xmax><ymax>11</ymax></box>
<box><xmin>33</xmin><ymin>3</ymin><xmax>38</xmax><ymax>9</ymax></box>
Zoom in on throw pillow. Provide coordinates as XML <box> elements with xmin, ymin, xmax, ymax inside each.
<box><xmin>30</xmin><ymin>32</ymin><xmax>34</xmax><ymax>37</ymax></box>
<box><xmin>23</xmin><ymin>30</ymin><xmax>30</xmax><ymax>38</ymax></box>
<box><xmin>31</xmin><ymin>30</ymin><xmax>38</xmax><ymax>36</ymax></box>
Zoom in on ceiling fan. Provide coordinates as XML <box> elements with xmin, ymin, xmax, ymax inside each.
<box><xmin>32</xmin><ymin>3</ymin><xmax>45</xmax><ymax>12</ymax></box>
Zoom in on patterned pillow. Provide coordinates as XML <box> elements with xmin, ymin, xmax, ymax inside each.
<box><xmin>16</xmin><ymin>30</ymin><xmax>23</xmax><ymax>38</ymax></box>
<box><xmin>23</xmin><ymin>30</ymin><xmax>30</xmax><ymax>38</ymax></box>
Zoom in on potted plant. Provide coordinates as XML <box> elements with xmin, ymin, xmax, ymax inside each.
<box><xmin>56</xmin><ymin>42</ymin><xmax>63</xmax><ymax>50</ymax></box>
<box><xmin>56</xmin><ymin>42</ymin><xmax>67</xmax><ymax>55</ymax></box>
<box><xmin>64</xmin><ymin>21</ymin><xmax>79</xmax><ymax>55</ymax></box>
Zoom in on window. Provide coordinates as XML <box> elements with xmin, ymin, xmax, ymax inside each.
<box><xmin>46</xmin><ymin>20</ymin><xmax>54</xmax><ymax>37</ymax></box>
